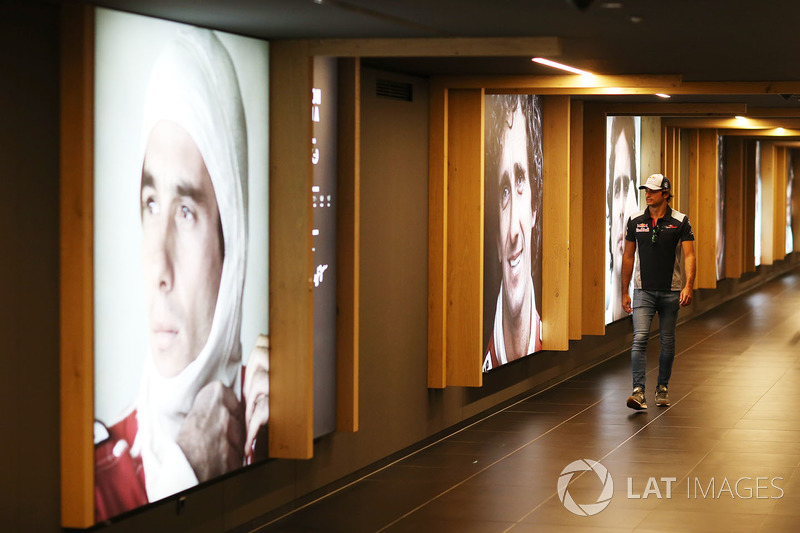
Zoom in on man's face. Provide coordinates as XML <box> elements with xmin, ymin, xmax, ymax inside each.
<box><xmin>141</xmin><ymin>120</ymin><xmax>223</xmax><ymax>378</ymax></box>
<box><xmin>644</xmin><ymin>188</ymin><xmax>668</xmax><ymax>208</ymax></box>
<box><xmin>496</xmin><ymin>107</ymin><xmax>535</xmax><ymax>320</ymax></box>
<box><xmin>611</xmin><ymin>131</ymin><xmax>637</xmax><ymax>274</ymax></box>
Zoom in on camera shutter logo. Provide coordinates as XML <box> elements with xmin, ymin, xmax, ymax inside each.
<box><xmin>557</xmin><ymin>459</ymin><xmax>614</xmax><ymax>516</ymax></box>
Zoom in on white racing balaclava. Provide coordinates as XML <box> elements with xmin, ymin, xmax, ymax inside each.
<box><xmin>135</xmin><ymin>27</ymin><xmax>248</xmax><ymax>502</ymax></box>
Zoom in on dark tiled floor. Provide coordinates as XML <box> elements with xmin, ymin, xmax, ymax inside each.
<box><xmin>253</xmin><ymin>271</ymin><xmax>800</xmax><ymax>533</ymax></box>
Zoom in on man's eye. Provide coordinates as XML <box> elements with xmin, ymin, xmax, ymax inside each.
<box><xmin>501</xmin><ymin>186</ymin><xmax>510</xmax><ymax>207</ymax></box>
<box><xmin>516</xmin><ymin>174</ymin><xmax>525</xmax><ymax>193</ymax></box>
<box><xmin>179</xmin><ymin>205</ymin><xmax>196</xmax><ymax>221</ymax></box>
<box><xmin>143</xmin><ymin>197</ymin><xmax>159</xmax><ymax>215</ymax></box>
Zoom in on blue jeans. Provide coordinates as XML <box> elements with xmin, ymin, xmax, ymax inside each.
<box><xmin>631</xmin><ymin>289</ymin><xmax>680</xmax><ymax>391</ymax></box>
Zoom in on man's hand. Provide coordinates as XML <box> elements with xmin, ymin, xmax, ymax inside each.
<box><xmin>176</xmin><ymin>380</ymin><xmax>244</xmax><ymax>483</ymax></box>
<box><xmin>622</xmin><ymin>293</ymin><xmax>632</xmax><ymax>314</ymax></box>
<box><xmin>243</xmin><ymin>334</ymin><xmax>270</xmax><ymax>460</ymax></box>
<box><xmin>679</xmin><ymin>286</ymin><xmax>693</xmax><ymax>307</ymax></box>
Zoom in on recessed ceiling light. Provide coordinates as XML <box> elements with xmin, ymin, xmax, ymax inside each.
<box><xmin>655</xmin><ymin>93</ymin><xmax>671</xmax><ymax>99</ymax></box>
<box><xmin>777</xmin><ymin>127</ymin><xmax>786</xmax><ymax>134</ymax></box>
<box><xmin>735</xmin><ymin>116</ymin><xmax>747</xmax><ymax>121</ymax></box>
<box><xmin>531</xmin><ymin>57</ymin><xmax>593</xmax><ymax>76</ymax></box>
<box><xmin>601</xmin><ymin>2</ymin><xmax>623</xmax><ymax>8</ymax></box>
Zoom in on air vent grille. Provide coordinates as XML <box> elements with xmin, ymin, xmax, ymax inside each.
<box><xmin>376</xmin><ymin>79</ymin><xmax>413</xmax><ymax>102</ymax></box>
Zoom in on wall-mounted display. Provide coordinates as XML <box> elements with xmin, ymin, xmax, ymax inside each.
<box><xmin>92</xmin><ymin>8</ymin><xmax>269</xmax><ymax>521</ymax></box>
<box><xmin>787</xmin><ymin>152</ymin><xmax>794</xmax><ymax>255</ymax></box>
<box><xmin>311</xmin><ymin>57</ymin><xmax>338</xmax><ymax>438</ymax></box>
<box><xmin>717</xmin><ymin>135</ymin><xmax>726</xmax><ymax>280</ymax></box>
<box><xmin>605</xmin><ymin>116</ymin><xmax>641</xmax><ymax>324</ymax></box>
<box><xmin>482</xmin><ymin>94</ymin><xmax>543</xmax><ymax>371</ymax></box>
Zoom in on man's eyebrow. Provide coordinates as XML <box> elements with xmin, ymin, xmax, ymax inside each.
<box><xmin>176</xmin><ymin>180</ymin><xmax>210</xmax><ymax>205</ymax></box>
<box><xmin>141</xmin><ymin>169</ymin><xmax>155</xmax><ymax>191</ymax></box>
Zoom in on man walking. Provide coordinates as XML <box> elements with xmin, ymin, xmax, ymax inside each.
<box><xmin>621</xmin><ymin>174</ymin><xmax>696</xmax><ymax>410</ymax></box>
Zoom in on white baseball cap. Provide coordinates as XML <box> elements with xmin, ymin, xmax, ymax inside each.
<box><xmin>639</xmin><ymin>173</ymin><xmax>671</xmax><ymax>193</ymax></box>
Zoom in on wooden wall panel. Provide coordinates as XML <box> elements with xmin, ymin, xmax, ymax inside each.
<box><xmin>269</xmin><ymin>41</ymin><xmax>314</xmax><ymax>459</ymax></box>
<box><xmin>640</xmin><ymin>117</ymin><xmax>662</xmax><ymax>189</ymax></box>
<box><xmin>569</xmin><ymin>101</ymin><xmax>583</xmax><ymax>341</ymax></box>
<box><xmin>687</xmin><ymin>129</ymin><xmax>700</xmax><ymax>243</ymax></box>
<box><xmin>760</xmin><ymin>141</ymin><xmax>776</xmax><ymax>265</ymax></box>
<box><xmin>692</xmin><ymin>129</ymin><xmax>718</xmax><ymax>289</ymax></box>
<box><xmin>662</xmin><ymin>125</ymin><xmax>681</xmax><ymax>208</ymax></box>
<box><xmin>336</xmin><ymin>58</ymin><xmax>359</xmax><ymax>432</ymax></box>
<box><xmin>744</xmin><ymin>141</ymin><xmax>757</xmax><ymax>272</ymax></box>
<box><xmin>60</xmin><ymin>3</ymin><xmax>95</xmax><ymax>528</ymax></box>
<box><xmin>774</xmin><ymin>146</ymin><xmax>787</xmax><ymax>261</ymax></box>
<box><xmin>581</xmin><ymin>104</ymin><xmax>606</xmax><ymax>335</ymax></box>
<box><xmin>724</xmin><ymin>137</ymin><xmax>745</xmax><ymax>279</ymax></box>
<box><xmin>445</xmin><ymin>89</ymin><xmax>484</xmax><ymax>387</ymax></box>
<box><xmin>542</xmin><ymin>96</ymin><xmax>570</xmax><ymax>351</ymax></box>
<box><xmin>427</xmin><ymin>84</ymin><xmax>447</xmax><ymax>388</ymax></box>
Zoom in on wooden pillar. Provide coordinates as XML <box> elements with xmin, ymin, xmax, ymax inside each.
<box><xmin>724</xmin><ymin>137</ymin><xmax>745</xmax><ymax>279</ymax></box>
<box><xmin>760</xmin><ymin>141</ymin><xmax>776</xmax><ymax>265</ymax></box>
<box><xmin>689</xmin><ymin>129</ymin><xmax>718</xmax><ymax>289</ymax></box>
<box><xmin>445</xmin><ymin>89</ymin><xmax>484</xmax><ymax>387</ymax></box>
<box><xmin>569</xmin><ymin>100</ymin><xmax>583</xmax><ymax>341</ymax></box>
<box><xmin>542</xmin><ymin>96</ymin><xmax>570</xmax><ymax>351</ymax></box>
<box><xmin>269</xmin><ymin>40</ymin><xmax>314</xmax><ymax>459</ymax></box>
<box><xmin>581</xmin><ymin>104</ymin><xmax>606</xmax><ymax>335</ymax></box>
<box><xmin>60</xmin><ymin>3</ymin><xmax>95</xmax><ymax>528</ymax></box>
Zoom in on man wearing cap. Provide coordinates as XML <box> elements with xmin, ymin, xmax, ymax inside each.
<box><xmin>621</xmin><ymin>173</ymin><xmax>696</xmax><ymax>410</ymax></box>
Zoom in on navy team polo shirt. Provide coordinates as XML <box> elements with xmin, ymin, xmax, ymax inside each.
<box><xmin>625</xmin><ymin>205</ymin><xmax>694</xmax><ymax>291</ymax></box>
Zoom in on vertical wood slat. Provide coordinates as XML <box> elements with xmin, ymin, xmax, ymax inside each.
<box><xmin>542</xmin><ymin>96</ymin><xmax>570</xmax><ymax>350</ymax></box>
<box><xmin>568</xmin><ymin>101</ymin><xmax>583</xmax><ymax>341</ymax></box>
<box><xmin>335</xmin><ymin>58</ymin><xmax>359</xmax><ymax>432</ymax></box>
<box><xmin>663</xmin><ymin>125</ymin><xmax>681</xmax><ymax>208</ymax></box>
<box><xmin>581</xmin><ymin>104</ymin><xmax>606</xmax><ymax>336</ymax></box>
<box><xmin>688</xmin><ymin>129</ymin><xmax>700</xmax><ymax>275</ymax></box>
<box><xmin>744</xmin><ymin>141</ymin><xmax>757</xmax><ymax>272</ymax></box>
<box><xmin>774</xmin><ymin>146</ymin><xmax>787</xmax><ymax>261</ymax></box>
<box><xmin>428</xmin><ymin>83</ymin><xmax>447</xmax><ymax>388</ymax></box>
<box><xmin>445</xmin><ymin>89</ymin><xmax>483</xmax><ymax>387</ymax></box>
<box><xmin>724</xmin><ymin>137</ymin><xmax>745</xmax><ymax>279</ymax></box>
<box><xmin>760</xmin><ymin>141</ymin><xmax>776</xmax><ymax>265</ymax></box>
<box><xmin>60</xmin><ymin>3</ymin><xmax>95</xmax><ymax>528</ymax></box>
<box><xmin>696</xmin><ymin>129</ymin><xmax>718</xmax><ymax>289</ymax></box>
<box><xmin>269</xmin><ymin>41</ymin><xmax>314</xmax><ymax>459</ymax></box>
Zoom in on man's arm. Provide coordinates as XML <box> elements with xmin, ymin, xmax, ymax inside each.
<box><xmin>621</xmin><ymin>240</ymin><xmax>636</xmax><ymax>314</ymax></box>
<box><xmin>680</xmin><ymin>240</ymin><xmax>696</xmax><ymax>306</ymax></box>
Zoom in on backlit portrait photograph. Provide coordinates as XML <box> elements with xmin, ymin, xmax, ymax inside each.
<box><xmin>483</xmin><ymin>94</ymin><xmax>543</xmax><ymax>372</ymax></box>
<box><xmin>605</xmin><ymin>115</ymin><xmax>641</xmax><ymax>324</ymax></box>
<box><xmin>92</xmin><ymin>9</ymin><xmax>270</xmax><ymax>520</ymax></box>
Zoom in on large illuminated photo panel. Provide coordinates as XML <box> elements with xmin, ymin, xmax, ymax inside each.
<box><xmin>93</xmin><ymin>8</ymin><xmax>269</xmax><ymax>520</ymax></box>
<box><xmin>787</xmin><ymin>152</ymin><xmax>794</xmax><ymax>255</ymax></box>
<box><xmin>717</xmin><ymin>135</ymin><xmax>726</xmax><ymax>280</ymax></box>
<box><xmin>605</xmin><ymin>116</ymin><xmax>641</xmax><ymax>324</ymax></box>
<box><xmin>482</xmin><ymin>94</ymin><xmax>543</xmax><ymax>371</ymax></box>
